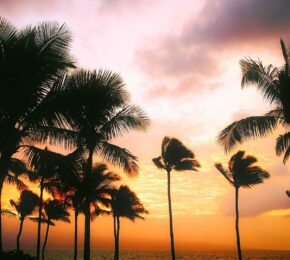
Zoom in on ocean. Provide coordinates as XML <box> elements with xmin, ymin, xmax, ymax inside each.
<box><xmin>25</xmin><ymin>249</ymin><xmax>290</xmax><ymax>259</ymax></box>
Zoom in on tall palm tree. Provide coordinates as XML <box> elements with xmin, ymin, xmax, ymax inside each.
<box><xmin>152</xmin><ymin>137</ymin><xmax>200</xmax><ymax>260</ymax></box>
<box><xmin>41</xmin><ymin>199</ymin><xmax>70</xmax><ymax>260</ymax></box>
<box><xmin>65</xmin><ymin>163</ymin><xmax>119</xmax><ymax>260</ymax></box>
<box><xmin>111</xmin><ymin>185</ymin><xmax>148</xmax><ymax>260</ymax></box>
<box><xmin>217</xmin><ymin>40</ymin><xmax>290</xmax><ymax>163</ymax></box>
<box><xmin>5</xmin><ymin>190</ymin><xmax>39</xmax><ymax>252</ymax></box>
<box><xmin>215</xmin><ymin>151</ymin><xmax>270</xmax><ymax>260</ymax></box>
<box><xmin>0</xmin><ymin>16</ymin><xmax>75</xmax><ymax>252</ymax></box>
<box><xmin>34</xmin><ymin>69</ymin><xmax>149</xmax><ymax>260</ymax></box>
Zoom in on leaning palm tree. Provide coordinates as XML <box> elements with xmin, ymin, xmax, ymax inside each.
<box><xmin>218</xmin><ymin>40</ymin><xmax>290</xmax><ymax>162</ymax></box>
<box><xmin>65</xmin><ymin>163</ymin><xmax>119</xmax><ymax>260</ymax></box>
<box><xmin>33</xmin><ymin>69</ymin><xmax>149</xmax><ymax>260</ymax></box>
<box><xmin>111</xmin><ymin>185</ymin><xmax>148</xmax><ymax>260</ymax></box>
<box><xmin>215</xmin><ymin>151</ymin><xmax>270</xmax><ymax>260</ymax></box>
<box><xmin>41</xmin><ymin>199</ymin><xmax>70</xmax><ymax>260</ymax></box>
<box><xmin>5</xmin><ymin>190</ymin><xmax>39</xmax><ymax>252</ymax></box>
<box><xmin>0</xmin><ymin>16</ymin><xmax>75</xmax><ymax>252</ymax></box>
<box><xmin>152</xmin><ymin>137</ymin><xmax>200</xmax><ymax>260</ymax></box>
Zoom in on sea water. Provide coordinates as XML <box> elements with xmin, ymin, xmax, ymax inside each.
<box><xmin>25</xmin><ymin>249</ymin><xmax>290</xmax><ymax>259</ymax></box>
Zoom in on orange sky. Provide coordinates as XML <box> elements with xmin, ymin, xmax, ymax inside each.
<box><xmin>1</xmin><ymin>0</ymin><xmax>290</xmax><ymax>251</ymax></box>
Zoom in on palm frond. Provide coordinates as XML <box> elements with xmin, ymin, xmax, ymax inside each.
<box><xmin>9</xmin><ymin>158</ymin><xmax>27</xmax><ymax>176</ymax></box>
<box><xmin>214</xmin><ymin>163</ymin><xmax>234</xmax><ymax>184</ymax></box>
<box><xmin>286</xmin><ymin>190</ymin><xmax>290</xmax><ymax>198</ymax></box>
<box><xmin>5</xmin><ymin>174</ymin><xmax>27</xmax><ymax>191</ymax></box>
<box><xmin>240</xmin><ymin>58</ymin><xmax>279</xmax><ymax>104</ymax></box>
<box><xmin>98</xmin><ymin>141</ymin><xmax>139</xmax><ymax>176</ymax></box>
<box><xmin>282</xmin><ymin>146</ymin><xmax>290</xmax><ymax>164</ymax></box>
<box><xmin>1</xmin><ymin>209</ymin><xmax>17</xmax><ymax>218</ymax></box>
<box><xmin>218</xmin><ymin>116</ymin><xmax>278</xmax><ymax>152</ymax></box>
<box><xmin>152</xmin><ymin>156</ymin><xmax>165</xmax><ymax>170</ymax></box>
<box><xmin>174</xmin><ymin>159</ymin><xmax>200</xmax><ymax>171</ymax></box>
<box><xmin>276</xmin><ymin>132</ymin><xmax>290</xmax><ymax>159</ymax></box>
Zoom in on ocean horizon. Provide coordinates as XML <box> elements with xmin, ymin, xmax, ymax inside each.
<box><xmin>19</xmin><ymin>249</ymin><xmax>290</xmax><ymax>259</ymax></box>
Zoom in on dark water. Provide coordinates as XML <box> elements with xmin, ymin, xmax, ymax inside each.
<box><xmin>25</xmin><ymin>249</ymin><xmax>290</xmax><ymax>260</ymax></box>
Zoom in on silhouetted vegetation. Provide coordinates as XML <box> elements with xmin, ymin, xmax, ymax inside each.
<box><xmin>215</xmin><ymin>151</ymin><xmax>270</xmax><ymax>260</ymax></box>
<box><xmin>153</xmin><ymin>137</ymin><xmax>200</xmax><ymax>260</ymax></box>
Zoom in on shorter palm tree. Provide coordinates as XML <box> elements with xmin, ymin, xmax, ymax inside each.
<box><xmin>215</xmin><ymin>151</ymin><xmax>270</xmax><ymax>260</ymax></box>
<box><xmin>6</xmin><ymin>190</ymin><xmax>39</xmax><ymax>252</ymax></box>
<box><xmin>152</xmin><ymin>136</ymin><xmax>200</xmax><ymax>260</ymax></box>
<box><xmin>41</xmin><ymin>199</ymin><xmax>70</xmax><ymax>260</ymax></box>
<box><xmin>111</xmin><ymin>185</ymin><xmax>148</xmax><ymax>260</ymax></box>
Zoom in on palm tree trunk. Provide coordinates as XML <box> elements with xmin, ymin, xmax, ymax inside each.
<box><xmin>73</xmin><ymin>210</ymin><xmax>78</xmax><ymax>260</ymax></box>
<box><xmin>16</xmin><ymin>218</ymin><xmax>24</xmax><ymax>253</ymax></box>
<box><xmin>37</xmin><ymin>178</ymin><xmax>44</xmax><ymax>260</ymax></box>
<box><xmin>84</xmin><ymin>148</ymin><xmax>93</xmax><ymax>260</ymax></box>
<box><xmin>41</xmin><ymin>222</ymin><xmax>50</xmax><ymax>260</ymax></box>
<box><xmin>113</xmin><ymin>216</ymin><xmax>117</xmax><ymax>260</ymax></box>
<box><xmin>167</xmin><ymin>170</ymin><xmax>175</xmax><ymax>260</ymax></box>
<box><xmin>116</xmin><ymin>216</ymin><xmax>120</xmax><ymax>260</ymax></box>
<box><xmin>235</xmin><ymin>188</ymin><xmax>242</xmax><ymax>260</ymax></box>
<box><xmin>0</xmin><ymin>174</ymin><xmax>5</xmax><ymax>253</ymax></box>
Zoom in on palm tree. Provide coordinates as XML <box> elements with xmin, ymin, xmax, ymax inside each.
<box><xmin>152</xmin><ymin>137</ymin><xmax>200</xmax><ymax>260</ymax></box>
<box><xmin>24</xmin><ymin>146</ymin><xmax>80</xmax><ymax>260</ymax></box>
<box><xmin>41</xmin><ymin>199</ymin><xmax>70</xmax><ymax>260</ymax></box>
<box><xmin>215</xmin><ymin>151</ymin><xmax>270</xmax><ymax>260</ymax></box>
<box><xmin>0</xmin><ymin>16</ymin><xmax>75</xmax><ymax>252</ymax></box>
<box><xmin>217</xmin><ymin>40</ymin><xmax>290</xmax><ymax>163</ymax></box>
<box><xmin>5</xmin><ymin>190</ymin><xmax>39</xmax><ymax>252</ymax></box>
<box><xmin>111</xmin><ymin>185</ymin><xmax>148</xmax><ymax>260</ymax></box>
<box><xmin>65</xmin><ymin>163</ymin><xmax>119</xmax><ymax>260</ymax></box>
<box><xmin>33</xmin><ymin>69</ymin><xmax>149</xmax><ymax>260</ymax></box>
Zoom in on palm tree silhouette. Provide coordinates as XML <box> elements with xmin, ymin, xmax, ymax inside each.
<box><xmin>218</xmin><ymin>40</ymin><xmax>290</xmax><ymax>163</ymax></box>
<box><xmin>65</xmin><ymin>163</ymin><xmax>119</xmax><ymax>260</ymax></box>
<box><xmin>111</xmin><ymin>185</ymin><xmax>148</xmax><ymax>260</ymax></box>
<box><xmin>0</xmin><ymin>17</ymin><xmax>75</xmax><ymax>252</ymax></box>
<box><xmin>152</xmin><ymin>137</ymin><xmax>200</xmax><ymax>260</ymax></box>
<box><xmin>5</xmin><ymin>190</ymin><xmax>39</xmax><ymax>252</ymax></box>
<box><xmin>215</xmin><ymin>151</ymin><xmax>270</xmax><ymax>260</ymax></box>
<box><xmin>24</xmin><ymin>146</ymin><xmax>79</xmax><ymax>260</ymax></box>
<box><xmin>34</xmin><ymin>69</ymin><xmax>149</xmax><ymax>260</ymax></box>
<box><xmin>41</xmin><ymin>199</ymin><xmax>70</xmax><ymax>260</ymax></box>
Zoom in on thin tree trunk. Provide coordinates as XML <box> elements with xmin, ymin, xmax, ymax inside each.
<box><xmin>73</xmin><ymin>210</ymin><xmax>78</xmax><ymax>260</ymax></box>
<box><xmin>167</xmin><ymin>170</ymin><xmax>175</xmax><ymax>260</ymax></box>
<box><xmin>37</xmin><ymin>178</ymin><xmax>44</xmax><ymax>260</ymax></box>
<box><xmin>42</xmin><ymin>222</ymin><xmax>50</xmax><ymax>260</ymax></box>
<box><xmin>113</xmin><ymin>216</ymin><xmax>117</xmax><ymax>260</ymax></box>
<box><xmin>235</xmin><ymin>188</ymin><xmax>242</xmax><ymax>260</ymax></box>
<box><xmin>16</xmin><ymin>218</ymin><xmax>24</xmax><ymax>253</ymax></box>
<box><xmin>84</xmin><ymin>148</ymin><xmax>93</xmax><ymax>260</ymax></box>
<box><xmin>0</xmin><ymin>175</ymin><xmax>5</xmax><ymax>253</ymax></box>
<box><xmin>116</xmin><ymin>216</ymin><xmax>120</xmax><ymax>260</ymax></box>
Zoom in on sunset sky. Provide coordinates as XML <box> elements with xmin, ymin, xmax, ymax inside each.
<box><xmin>1</xmin><ymin>0</ymin><xmax>290</xmax><ymax>251</ymax></box>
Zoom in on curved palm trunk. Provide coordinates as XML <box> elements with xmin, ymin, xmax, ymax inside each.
<box><xmin>41</xmin><ymin>222</ymin><xmax>50</xmax><ymax>260</ymax></box>
<box><xmin>84</xmin><ymin>148</ymin><xmax>93</xmax><ymax>260</ymax></box>
<box><xmin>167</xmin><ymin>170</ymin><xmax>175</xmax><ymax>260</ymax></box>
<box><xmin>16</xmin><ymin>218</ymin><xmax>24</xmax><ymax>253</ymax></box>
<box><xmin>113</xmin><ymin>216</ymin><xmax>120</xmax><ymax>260</ymax></box>
<box><xmin>235</xmin><ymin>188</ymin><xmax>242</xmax><ymax>260</ymax></box>
<box><xmin>37</xmin><ymin>178</ymin><xmax>44</xmax><ymax>260</ymax></box>
<box><xmin>73</xmin><ymin>210</ymin><xmax>78</xmax><ymax>260</ymax></box>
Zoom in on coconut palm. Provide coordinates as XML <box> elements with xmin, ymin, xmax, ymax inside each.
<box><xmin>0</xmin><ymin>16</ymin><xmax>75</xmax><ymax>252</ymax></box>
<box><xmin>217</xmin><ymin>40</ymin><xmax>290</xmax><ymax>163</ymax></box>
<box><xmin>41</xmin><ymin>199</ymin><xmax>70</xmax><ymax>260</ymax></box>
<box><xmin>152</xmin><ymin>137</ymin><xmax>200</xmax><ymax>260</ymax></box>
<box><xmin>111</xmin><ymin>185</ymin><xmax>148</xmax><ymax>260</ymax></box>
<box><xmin>4</xmin><ymin>190</ymin><xmax>39</xmax><ymax>252</ymax></box>
<box><xmin>215</xmin><ymin>151</ymin><xmax>270</xmax><ymax>260</ymax></box>
<box><xmin>24</xmin><ymin>146</ymin><xmax>80</xmax><ymax>260</ymax></box>
<box><xmin>33</xmin><ymin>69</ymin><xmax>149</xmax><ymax>260</ymax></box>
<box><xmin>65</xmin><ymin>163</ymin><xmax>119</xmax><ymax>260</ymax></box>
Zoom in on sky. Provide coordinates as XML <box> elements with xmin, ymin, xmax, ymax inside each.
<box><xmin>1</xmin><ymin>0</ymin><xmax>290</xmax><ymax>251</ymax></box>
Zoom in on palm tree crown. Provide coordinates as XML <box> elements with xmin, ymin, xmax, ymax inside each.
<box><xmin>215</xmin><ymin>150</ymin><xmax>270</xmax><ymax>188</ymax></box>
<box><xmin>152</xmin><ymin>136</ymin><xmax>201</xmax><ymax>172</ymax></box>
<box><xmin>218</xmin><ymin>40</ymin><xmax>290</xmax><ymax>163</ymax></box>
